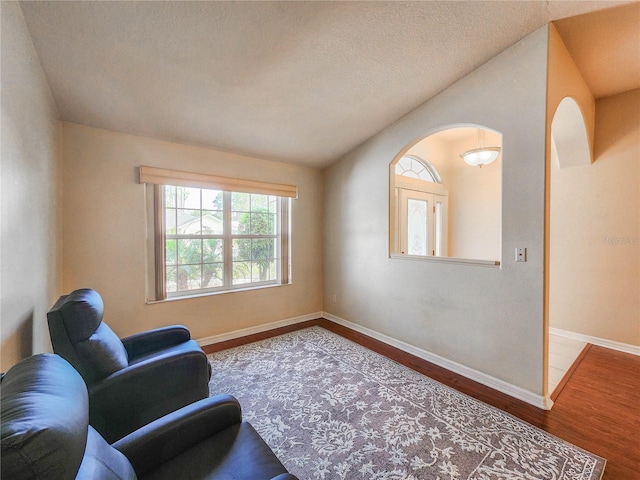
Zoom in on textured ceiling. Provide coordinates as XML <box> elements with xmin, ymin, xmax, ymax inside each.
<box><xmin>18</xmin><ymin>1</ymin><xmax>636</xmax><ymax>168</ymax></box>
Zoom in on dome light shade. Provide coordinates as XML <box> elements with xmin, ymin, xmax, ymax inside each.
<box><xmin>459</xmin><ymin>147</ymin><xmax>500</xmax><ymax>167</ymax></box>
<box><xmin>459</xmin><ymin>129</ymin><xmax>501</xmax><ymax>167</ymax></box>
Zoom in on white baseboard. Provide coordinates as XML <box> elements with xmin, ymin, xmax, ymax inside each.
<box><xmin>193</xmin><ymin>312</ymin><xmax>636</xmax><ymax>407</ymax></box>
<box><xmin>322</xmin><ymin>312</ymin><xmax>553</xmax><ymax>410</ymax></box>
<box><xmin>196</xmin><ymin>312</ymin><xmax>322</xmax><ymax>347</ymax></box>
<box><xmin>549</xmin><ymin>327</ymin><xmax>640</xmax><ymax>356</ymax></box>
<box><xmin>197</xmin><ymin>310</ymin><xmax>552</xmax><ymax>410</ymax></box>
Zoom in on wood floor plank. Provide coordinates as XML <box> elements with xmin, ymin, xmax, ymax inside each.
<box><xmin>203</xmin><ymin>319</ymin><xmax>640</xmax><ymax>480</ymax></box>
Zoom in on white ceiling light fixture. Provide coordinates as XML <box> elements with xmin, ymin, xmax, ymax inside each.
<box><xmin>459</xmin><ymin>129</ymin><xmax>501</xmax><ymax>167</ymax></box>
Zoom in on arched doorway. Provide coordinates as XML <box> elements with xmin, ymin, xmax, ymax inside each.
<box><xmin>547</xmin><ymin>96</ymin><xmax>592</xmax><ymax>401</ymax></box>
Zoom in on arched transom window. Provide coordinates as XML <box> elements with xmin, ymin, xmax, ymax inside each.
<box><xmin>394</xmin><ymin>155</ymin><xmax>441</xmax><ymax>183</ymax></box>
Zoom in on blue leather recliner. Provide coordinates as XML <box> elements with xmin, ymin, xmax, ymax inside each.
<box><xmin>1</xmin><ymin>354</ymin><xmax>297</xmax><ymax>480</ymax></box>
<box><xmin>47</xmin><ymin>288</ymin><xmax>211</xmax><ymax>443</ymax></box>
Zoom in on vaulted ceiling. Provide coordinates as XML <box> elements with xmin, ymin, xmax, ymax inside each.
<box><xmin>18</xmin><ymin>1</ymin><xmax>639</xmax><ymax>168</ymax></box>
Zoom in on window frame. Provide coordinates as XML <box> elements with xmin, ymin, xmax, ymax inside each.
<box><xmin>140</xmin><ymin>166</ymin><xmax>295</xmax><ymax>302</ymax></box>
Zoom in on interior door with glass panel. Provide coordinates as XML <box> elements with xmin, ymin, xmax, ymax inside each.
<box><xmin>398</xmin><ymin>189</ymin><xmax>447</xmax><ymax>256</ymax></box>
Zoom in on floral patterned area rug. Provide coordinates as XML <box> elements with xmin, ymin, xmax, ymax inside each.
<box><xmin>207</xmin><ymin>326</ymin><xmax>605</xmax><ymax>480</ymax></box>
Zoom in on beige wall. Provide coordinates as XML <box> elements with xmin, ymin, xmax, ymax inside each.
<box><xmin>61</xmin><ymin>123</ymin><xmax>323</xmax><ymax>341</ymax></box>
<box><xmin>549</xmin><ymin>88</ymin><xmax>640</xmax><ymax>345</ymax></box>
<box><xmin>324</xmin><ymin>26</ymin><xmax>550</xmax><ymax>400</ymax></box>
<box><xmin>1</xmin><ymin>2</ymin><xmax>62</xmax><ymax>370</ymax></box>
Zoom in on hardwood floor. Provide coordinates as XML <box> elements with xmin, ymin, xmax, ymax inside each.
<box><xmin>203</xmin><ymin>319</ymin><xmax>640</xmax><ymax>480</ymax></box>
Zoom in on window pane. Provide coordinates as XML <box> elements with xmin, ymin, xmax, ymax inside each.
<box><xmin>202</xmin><ymin>189</ymin><xmax>223</xmax><ymax>211</ymax></box>
<box><xmin>177</xmin><ymin>210</ymin><xmax>202</xmax><ymax>234</ymax></box>
<box><xmin>410</xmin><ymin>158</ymin><xmax>422</xmax><ymax>174</ymax></box>
<box><xmin>268</xmin><ymin>196</ymin><xmax>277</xmax><ymax>213</ymax></box>
<box><xmin>251</xmin><ymin>193</ymin><xmax>268</xmax><ymax>211</ymax></box>
<box><xmin>232</xmin><ymin>261</ymin><xmax>252</xmax><ymax>285</ymax></box>
<box><xmin>166</xmin><ymin>266</ymin><xmax>177</xmax><ymax>292</ymax></box>
<box><xmin>251</xmin><ymin>238</ymin><xmax>274</xmax><ymax>261</ymax></box>
<box><xmin>252</xmin><ymin>259</ymin><xmax>276</xmax><ymax>282</ymax></box>
<box><xmin>165</xmin><ymin>208</ymin><xmax>177</xmax><ymax>234</ymax></box>
<box><xmin>232</xmin><ymin>211</ymin><xmax>249</xmax><ymax>234</ymax></box>
<box><xmin>201</xmin><ymin>211</ymin><xmax>223</xmax><ymax>234</ymax></box>
<box><xmin>251</xmin><ymin>213</ymin><xmax>274</xmax><ymax>235</ymax></box>
<box><xmin>203</xmin><ymin>239</ymin><xmax>223</xmax><ymax>263</ymax></box>
<box><xmin>407</xmin><ymin>198</ymin><xmax>428</xmax><ymax>256</ymax></box>
<box><xmin>251</xmin><ymin>262</ymin><xmax>261</xmax><ymax>282</ymax></box>
<box><xmin>165</xmin><ymin>239</ymin><xmax>177</xmax><ymax>265</ymax></box>
<box><xmin>178</xmin><ymin>187</ymin><xmax>201</xmax><ymax>209</ymax></box>
<box><xmin>202</xmin><ymin>263</ymin><xmax>223</xmax><ymax>288</ymax></box>
<box><xmin>233</xmin><ymin>239</ymin><xmax>251</xmax><ymax>261</ymax></box>
<box><xmin>268</xmin><ymin>260</ymin><xmax>277</xmax><ymax>280</ymax></box>
<box><xmin>398</xmin><ymin>156</ymin><xmax>411</xmax><ymax>172</ymax></box>
<box><xmin>177</xmin><ymin>264</ymin><xmax>201</xmax><ymax>291</ymax></box>
<box><xmin>178</xmin><ymin>239</ymin><xmax>202</xmax><ymax>264</ymax></box>
<box><xmin>231</xmin><ymin>192</ymin><xmax>250</xmax><ymax>212</ymax></box>
<box><xmin>165</xmin><ymin>186</ymin><xmax>177</xmax><ymax>208</ymax></box>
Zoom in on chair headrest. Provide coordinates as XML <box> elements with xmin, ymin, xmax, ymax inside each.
<box><xmin>1</xmin><ymin>354</ymin><xmax>89</xmax><ymax>479</ymax></box>
<box><xmin>51</xmin><ymin>288</ymin><xmax>105</xmax><ymax>343</ymax></box>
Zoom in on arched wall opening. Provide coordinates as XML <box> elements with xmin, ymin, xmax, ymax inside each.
<box><xmin>389</xmin><ymin>125</ymin><xmax>502</xmax><ymax>263</ymax></box>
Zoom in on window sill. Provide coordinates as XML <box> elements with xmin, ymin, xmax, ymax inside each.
<box><xmin>146</xmin><ymin>282</ymin><xmax>290</xmax><ymax>304</ymax></box>
<box><xmin>390</xmin><ymin>253</ymin><xmax>501</xmax><ymax>268</ymax></box>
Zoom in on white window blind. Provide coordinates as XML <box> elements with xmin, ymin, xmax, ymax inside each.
<box><xmin>139</xmin><ymin>165</ymin><xmax>298</xmax><ymax>199</ymax></box>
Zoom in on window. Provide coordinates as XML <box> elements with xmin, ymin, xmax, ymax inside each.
<box><xmin>395</xmin><ymin>154</ymin><xmax>441</xmax><ymax>182</ymax></box>
<box><xmin>140</xmin><ymin>166</ymin><xmax>295</xmax><ymax>301</ymax></box>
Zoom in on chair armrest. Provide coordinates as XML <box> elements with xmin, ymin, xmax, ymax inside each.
<box><xmin>88</xmin><ymin>348</ymin><xmax>210</xmax><ymax>442</ymax></box>
<box><xmin>121</xmin><ymin>325</ymin><xmax>191</xmax><ymax>359</ymax></box>
<box><xmin>113</xmin><ymin>394</ymin><xmax>241</xmax><ymax>476</ymax></box>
